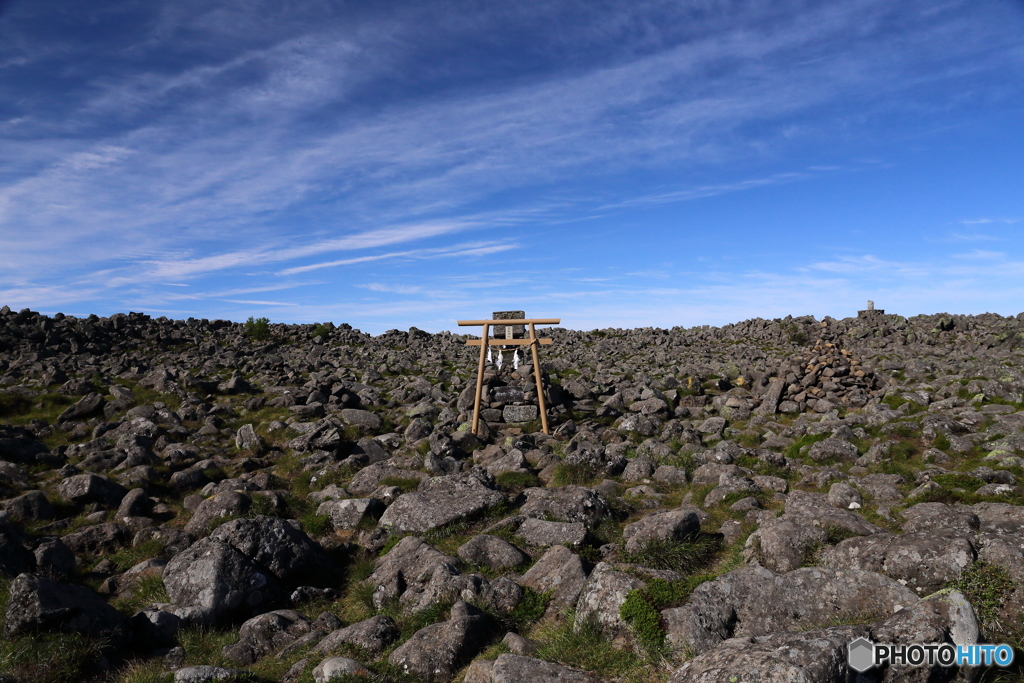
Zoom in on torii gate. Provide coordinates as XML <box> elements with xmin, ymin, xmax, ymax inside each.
<box><xmin>457</xmin><ymin>316</ymin><xmax>560</xmax><ymax>435</ymax></box>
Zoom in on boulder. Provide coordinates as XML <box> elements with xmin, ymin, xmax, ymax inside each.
<box><xmin>662</xmin><ymin>565</ymin><xmax>919</xmax><ymax>655</ymax></box>
<box><xmin>62</xmin><ymin>522</ymin><xmax>131</xmax><ymax>556</ymax></box>
<box><xmin>183</xmin><ymin>491</ymin><xmax>252</xmax><ymax>535</ymax></box>
<box><xmin>3</xmin><ymin>490</ymin><xmax>54</xmax><ymax>522</ymax></box>
<box><xmin>33</xmin><ymin>536</ymin><xmax>76</xmax><ymax>580</ymax></box>
<box><xmin>457</xmin><ymin>534</ymin><xmax>529</xmax><ymax>570</ymax></box>
<box><xmin>312</xmin><ymin>657</ymin><xmax>370</xmax><ymax>682</ymax></box>
<box><xmin>347</xmin><ymin>462</ymin><xmax>428</xmax><ymax>496</ymax></box>
<box><xmin>901</xmin><ymin>502</ymin><xmax>980</xmax><ymax>534</ymax></box>
<box><xmin>4</xmin><ymin>573</ymin><xmax>130</xmax><ymax>641</ymax></box>
<box><xmin>516</xmin><ymin>518</ymin><xmax>588</xmax><ymax>547</ymax></box>
<box><xmin>519</xmin><ymin>486</ymin><xmax>612</xmax><ymax>528</ymax></box>
<box><xmin>317</xmin><ymin>498</ymin><xmax>384</xmax><ymax>531</ymax></box>
<box><xmin>468</xmin><ymin>654</ymin><xmax>599</xmax><ymax>683</ymax></box>
<box><xmin>367</xmin><ymin>536</ymin><xmax>458</xmax><ymax>610</ymax></box>
<box><xmin>314</xmin><ymin>615</ymin><xmax>400</xmax><ymax>656</ymax></box>
<box><xmin>621</xmin><ymin>509</ymin><xmax>699</xmax><ymax>554</ymax></box>
<box><xmin>807</xmin><ymin>438</ymin><xmax>859</xmax><ymax>462</ymax></box>
<box><xmin>163</xmin><ymin>537</ymin><xmax>284</xmax><ymax>625</ymax></box>
<box><xmin>377</xmin><ymin>468</ymin><xmax>505</xmax><ymax>534</ymax></box>
<box><xmin>819</xmin><ymin>529</ymin><xmax>977</xmax><ymax>595</ymax></box>
<box><xmin>173</xmin><ymin>666</ymin><xmax>250</xmax><ymax>683</ymax></box>
<box><xmin>57</xmin><ymin>392</ymin><xmax>105</xmax><ymax>422</ymax></box>
<box><xmin>388</xmin><ymin>601</ymin><xmax>491</xmax><ymax>682</ymax></box>
<box><xmin>235</xmin><ymin>424</ymin><xmax>263</xmax><ymax>451</ymax></box>
<box><xmin>57</xmin><ymin>473</ymin><xmax>128</xmax><ymax>508</ymax></box>
<box><xmin>745</xmin><ymin>490</ymin><xmax>883</xmax><ymax>573</ymax></box>
<box><xmin>0</xmin><ymin>523</ymin><xmax>35</xmax><ymax>577</ymax></box>
<box><xmin>575</xmin><ymin>562</ymin><xmax>646</xmax><ymax>636</ymax></box>
<box><xmin>668</xmin><ymin>625</ymin><xmax>870</xmax><ymax>683</ymax></box>
<box><xmin>870</xmin><ymin>590</ymin><xmax>979</xmax><ymax>682</ymax></box>
<box><xmin>222</xmin><ymin>609</ymin><xmax>314</xmax><ymax>665</ymax></box>
<box><xmin>208</xmin><ymin>515</ymin><xmax>335</xmax><ymax>586</ymax></box>
<box><xmin>519</xmin><ymin>545</ymin><xmax>592</xmax><ymax>609</ymax></box>
<box><xmin>970</xmin><ymin>502</ymin><xmax>1024</xmax><ymax>536</ymax></box>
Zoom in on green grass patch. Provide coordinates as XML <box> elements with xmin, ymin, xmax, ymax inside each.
<box><xmin>532</xmin><ymin>611</ymin><xmax>646</xmax><ymax>678</ymax></box>
<box><xmin>620</xmin><ymin>535</ymin><xmax>722</xmax><ymax>574</ymax></box>
<box><xmin>379</xmin><ymin>477</ymin><xmax>422</xmax><ymax>492</ymax></box>
<box><xmin>784</xmin><ymin>433</ymin><xmax>830</xmax><ymax>461</ymax></box>
<box><xmin>0</xmin><ymin>630</ymin><xmax>107</xmax><ymax>683</ymax></box>
<box><xmin>551</xmin><ymin>463</ymin><xmax>599</xmax><ymax>487</ymax></box>
<box><xmin>495</xmin><ymin>470</ymin><xmax>541</xmax><ymax>493</ymax></box>
<box><xmin>110</xmin><ymin>573</ymin><xmax>170</xmax><ymax>614</ymax></box>
<box><xmin>952</xmin><ymin>562</ymin><xmax>1017</xmax><ymax>638</ymax></box>
<box><xmin>620</xmin><ymin>575</ymin><xmax>714</xmax><ymax>655</ymax></box>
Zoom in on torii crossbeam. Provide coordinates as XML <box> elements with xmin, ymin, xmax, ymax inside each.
<box><xmin>457</xmin><ymin>317</ymin><xmax>560</xmax><ymax>435</ymax></box>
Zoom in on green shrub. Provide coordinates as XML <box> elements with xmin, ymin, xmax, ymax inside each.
<box><xmin>244</xmin><ymin>316</ymin><xmax>271</xmax><ymax>341</ymax></box>
<box><xmin>312</xmin><ymin>323</ymin><xmax>332</xmax><ymax>338</ymax></box>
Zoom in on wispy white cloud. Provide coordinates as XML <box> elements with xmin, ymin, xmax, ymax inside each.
<box><xmin>276</xmin><ymin>241</ymin><xmax>516</xmax><ymax>276</ymax></box>
<box><xmin>220</xmin><ymin>299</ymin><xmax>298</xmax><ymax>306</ymax></box>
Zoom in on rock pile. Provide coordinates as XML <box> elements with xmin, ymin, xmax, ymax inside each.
<box><xmin>2</xmin><ymin>304</ymin><xmax>1024</xmax><ymax>682</ymax></box>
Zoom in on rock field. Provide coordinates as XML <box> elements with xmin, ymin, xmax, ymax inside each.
<box><xmin>3</xmin><ymin>305</ymin><xmax>1024</xmax><ymax>682</ymax></box>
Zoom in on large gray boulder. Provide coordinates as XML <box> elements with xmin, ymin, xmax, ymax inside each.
<box><xmin>818</xmin><ymin>529</ymin><xmax>977</xmax><ymax>595</ymax></box>
<box><xmin>347</xmin><ymin>461</ymin><xmax>428</xmax><ymax>496</ymax></box>
<box><xmin>668</xmin><ymin>625</ymin><xmax>870</xmax><ymax>683</ymax></box>
<box><xmin>314</xmin><ymin>615</ymin><xmax>399</xmax><ymax>656</ymax></box>
<box><xmin>208</xmin><ymin>515</ymin><xmax>335</xmax><ymax>586</ymax></box>
<box><xmin>222</xmin><ymin>609</ymin><xmax>314</xmax><ymax>665</ymax></box>
<box><xmin>745</xmin><ymin>490</ymin><xmax>883</xmax><ymax>573</ymax></box>
<box><xmin>62</xmin><ymin>522</ymin><xmax>131</xmax><ymax>556</ymax></box>
<box><xmin>457</xmin><ymin>534</ymin><xmax>529</xmax><ymax>570</ymax></box>
<box><xmin>163</xmin><ymin>536</ymin><xmax>284</xmax><ymax>625</ymax></box>
<box><xmin>519</xmin><ymin>486</ymin><xmax>612</xmax><ymax>528</ymax></box>
<box><xmin>57</xmin><ymin>473</ymin><xmax>128</xmax><ymax>508</ymax></box>
<box><xmin>388</xmin><ymin>601</ymin><xmax>491</xmax><ymax>682</ymax></box>
<box><xmin>58</xmin><ymin>392</ymin><xmax>105</xmax><ymax>422</ymax></box>
<box><xmin>312</xmin><ymin>657</ymin><xmax>370</xmax><ymax>682</ymax></box>
<box><xmin>869</xmin><ymin>590</ymin><xmax>979</xmax><ymax>683</ymax></box>
<box><xmin>317</xmin><ymin>498</ymin><xmax>384</xmax><ymax>531</ymax></box>
<box><xmin>519</xmin><ymin>544</ymin><xmax>592</xmax><ymax>609</ymax></box>
<box><xmin>662</xmin><ymin>565</ymin><xmax>919</xmax><ymax>655</ymax></box>
<box><xmin>970</xmin><ymin>502</ymin><xmax>1024</xmax><ymax>536</ymax></box>
<box><xmin>367</xmin><ymin>536</ymin><xmax>456</xmax><ymax>610</ymax></box>
<box><xmin>377</xmin><ymin>468</ymin><xmax>505</xmax><ymax>534</ymax></box>
<box><xmin>183</xmin><ymin>491</ymin><xmax>252</xmax><ymax>535</ymax></box>
<box><xmin>466</xmin><ymin>654</ymin><xmax>599</xmax><ymax>683</ymax></box>
<box><xmin>4</xmin><ymin>573</ymin><xmax>130</xmax><ymax>641</ymax></box>
<box><xmin>3</xmin><ymin>490</ymin><xmax>54</xmax><ymax>522</ymax></box>
<box><xmin>575</xmin><ymin>562</ymin><xmax>647</xmax><ymax>636</ymax></box>
<box><xmin>622</xmin><ymin>509</ymin><xmax>700</xmax><ymax>554</ymax></box>
<box><xmin>898</xmin><ymin>503</ymin><xmax>978</xmax><ymax>535</ymax></box>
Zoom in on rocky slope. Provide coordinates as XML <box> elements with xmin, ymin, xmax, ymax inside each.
<box><xmin>2</xmin><ymin>304</ymin><xmax>1024</xmax><ymax>682</ymax></box>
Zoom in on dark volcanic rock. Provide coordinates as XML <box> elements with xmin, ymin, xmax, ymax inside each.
<box><xmin>4</xmin><ymin>573</ymin><xmax>130</xmax><ymax>641</ymax></box>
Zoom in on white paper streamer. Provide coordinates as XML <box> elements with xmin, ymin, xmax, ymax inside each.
<box><xmin>513</xmin><ymin>350</ymin><xmax>520</xmax><ymax>370</ymax></box>
<box><xmin>495</xmin><ymin>349</ymin><xmax>503</xmax><ymax>369</ymax></box>
<box><xmin>486</xmin><ymin>347</ymin><xmax>492</xmax><ymax>364</ymax></box>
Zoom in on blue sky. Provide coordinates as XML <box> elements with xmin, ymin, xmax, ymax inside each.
<box><xmin>1</xmin><ymin>0</ymin><xmax>1023</xmax><ymax>333</ymax></box>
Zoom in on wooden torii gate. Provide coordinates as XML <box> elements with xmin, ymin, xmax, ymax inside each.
<box><xmin>458</xmin><ymin>316</ymin><xmax>560</xmax><ymax>435</ymax></box>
